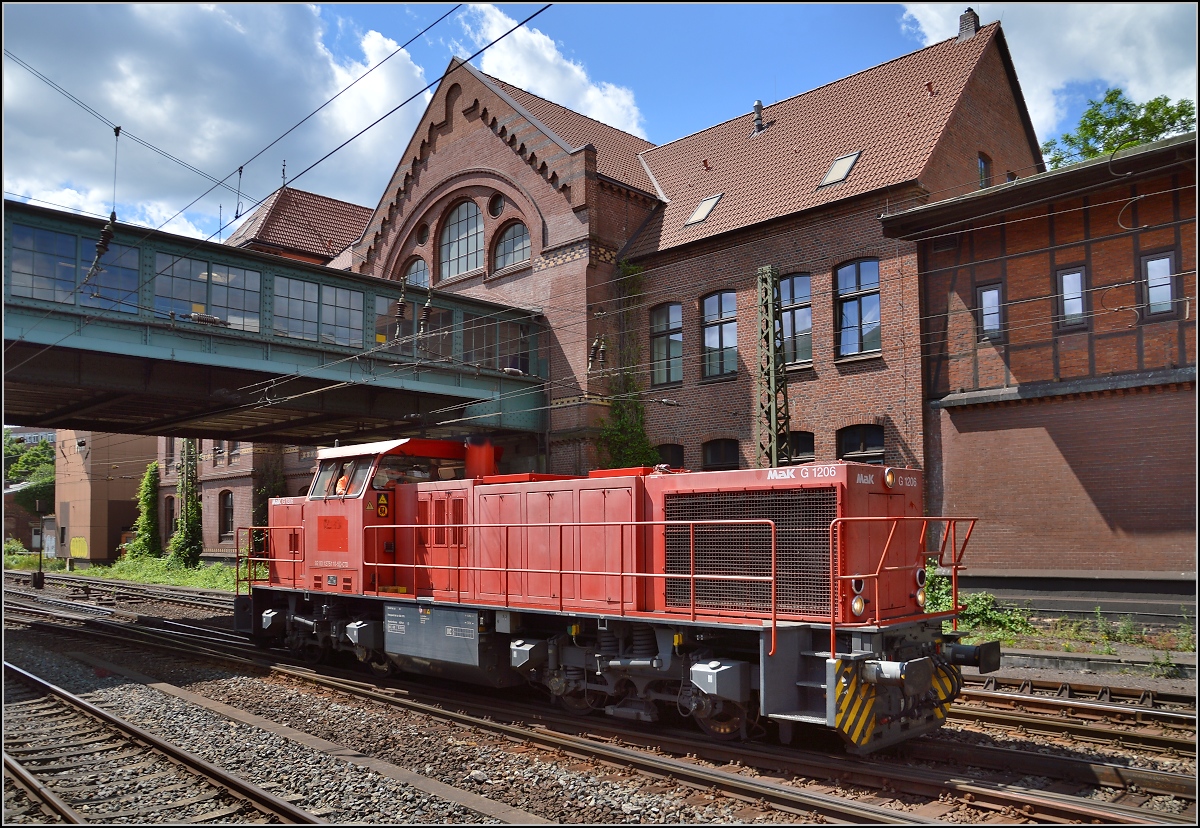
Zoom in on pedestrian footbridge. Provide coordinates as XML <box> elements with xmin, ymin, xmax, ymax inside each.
<box><xmin>3</xmin><ymin>200</ymin><xmax>546</xmax><ymax>445</ymax></box>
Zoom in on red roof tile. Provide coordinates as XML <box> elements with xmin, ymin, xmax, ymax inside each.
<box><xmin>624</xmin><ymin>23</ymin><xmax>1003</xmax><ymax>258</ymax></box>
<box><xmin>226</xmin><ymin>187</ymin><xmax>372</xmax><ymax>261</ymax></box>
<box><xmin>481</xmin><ymin>72</ymin><xmax>658</xmax><ymax>195</ymax></box>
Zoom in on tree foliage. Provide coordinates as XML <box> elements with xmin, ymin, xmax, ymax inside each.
<box><xmin>1041</xmin><ymin>87</ymin><xmax>1196</xmax><ymax>169</ymax></box>
<box><xmin>167</xmin><ymin>439</ymin><xmax>203</xmax><ymax>568</ymax></box>
<box><xmin>124</xmin><ymin>461</ymin><xmax>163</xmax><ymax>559</ymax></box>
<box><xmin>5</xmin><ymin>435</ymin><xmax>55</xmax><ymax>483</ymax></box>
<box><xmin>12</xmin><ymin>464</ymin><xmax>54</xmax><ymax>516</ymax></box>
<box><xmin>597</xmin><ymin>262</ymin><xmax>661</xmax><ymax>469</ymax></box>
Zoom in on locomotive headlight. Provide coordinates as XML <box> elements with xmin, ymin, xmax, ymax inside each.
<box><xmin>851</xmin><ymin>595</ymin><xmax>867</xmax><ymax>616</ymax></box>
<box><xmin>884</xmin><ymin>467</ymin><xmax>897</xmax><ymax>488</ymax></box>
<box><xmin>915</xmin><ymin>567</ymin><xmax>927</xmax><ymax>588</ymax></box>
<box><xmin>915</xmin><ymin>587</ymin><xmax>927</xmax><ymax>608</ymax></box>
<box><xmin>851</xmin><ymin>578</ymin><xmax>865</xmax><ymax>594</ymax></box>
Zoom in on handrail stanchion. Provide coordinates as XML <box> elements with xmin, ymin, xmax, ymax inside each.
<box><xmin>829</xmin><ymin>518</ymin><xmax>839</xmax><ymax>659</ymax></box>
<box><xmin>769</xmin><ymin>521</ymin><xmax>777</xmax><ymax>656</ymax></box>
<box><xmin>689</xmin><ymin>523</ymin><xmax>697</xmax><ymax>623</ymax></box>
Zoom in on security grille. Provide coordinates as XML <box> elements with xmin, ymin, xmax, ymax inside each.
<box><xmin>664</xmin><ymin>487</ymin><xmax>837</xmax><ymax>615</ymax></box>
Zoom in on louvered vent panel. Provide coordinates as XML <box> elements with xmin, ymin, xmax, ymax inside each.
<box><xmin>663</xmin><ymin>487</ymin><xmax>837</xmax><ymax>614</ymax></box>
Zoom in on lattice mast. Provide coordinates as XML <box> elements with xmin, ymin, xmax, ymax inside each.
<box><xmin>756</xmin><ymin>265</ymin><xmax>791</xmax><ymax>467</ymax></box>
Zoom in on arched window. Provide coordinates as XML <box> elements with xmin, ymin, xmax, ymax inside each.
<box><xmin>439</xmin><ymin>201</ymin><xmax>483</xmax><ymax>280</ymax></box>
<box><xmin>219</xmin><ymin>490</ymin><xmax>234</xmax><ymax>541</ymax></box>
<box><xmin>702</xmin><ymin>439</ymin><xmax>739</xmax><ymax>471</ymax></box>
<box><xmin>701</xmin><ymin>291</ymin><xmax>737</xmax><ymax>377</ymax></box>
<box><xmin>650</xmin><ymin>303</ymin><xmax>682</xmax><ymax>385</ymax></box>
<box><xmin>493</xmin><ymin>222</ymin><xmax>530</xmax><ymax>270</ymax></box>
<box><xmin>837</xmin><ymin>425</ymin><xmax>885</xmax><ymax>465</ymax></box>
<box><xmin>405</xmin><ymin>258</ymin><xmax>429</xmax><ymax>288</ymax></box>
<box><xmin>657</xmin><ymin>443</ymin><xmax>684</xmax><ymax>469</ymax></box>
<box><xmin>787</xmin><ymin>431</ymin><xmax>815</xmax><ymax>464</ymax></box>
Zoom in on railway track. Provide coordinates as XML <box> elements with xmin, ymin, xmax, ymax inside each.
<box><xmin>5</xmin><ymin>590</ymin><xmax>1195</xmax><ymax>824</ymax></box>
<box><xmin>3</xmin><ymin>662</ymin><xmax>321</xmax><ymax>824</ymax></box>
<box><xmin>4</xmin><ymin>571</ymin><xmax>234</xmax><ymax>612</ymax></box>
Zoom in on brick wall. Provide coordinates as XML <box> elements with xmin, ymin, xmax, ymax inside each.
<box><xmin>630</xmin><ymin>190</ymin><xmax>927</xmax><ymax>471</ymax></box>
<box><xmin>920</xmin><ymin>39</ymin><xmax>1041</xmax><ymax>202</ymax></box>
<box><xmin>931</xmin><ymin>386</ymin><xmax>1196</xmax><ymax>575</ymax></box>
<box><xmin>922</xmin><ymin>172</ymin><xmax>1196</xmax><ymax>396</ymax></box>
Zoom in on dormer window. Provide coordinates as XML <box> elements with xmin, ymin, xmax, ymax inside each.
<box><xmin>820</xmin><ymin>151</ymin><xmax>861</xmax><ymax>186</ymax></box>
<box><xmin>686</xmin><ymin>194</ymin><xmax>722</xmax><ymax>226</ymax></box>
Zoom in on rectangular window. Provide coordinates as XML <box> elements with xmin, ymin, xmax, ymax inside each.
<box><xmin>81</xmin><ymin>242</ymin><xmax>140</xmax><ymax>314</ymax></box>
<box><xmin>835</xmin><ymin>260</ymin><xmax>881</xmax><ymax>357</ymax></box>
<box><xmin>273</xmin><ymin>276</ymin><xmax>319</xmax><ymax>341</ymax></box>
<box><xmin>780</xmin><ymin>275</ymin><xmax>812</xmax><ymax>364</ymax></box>
<box><xmin>320</xmin><ymin>285</ymin><xmax>364</xmax><ymax>347</ymax></box>
<box><xmin>420</xmin><ymin>306</ymin><xmax>454</xmax><ymax>361</ymax></box>
<box><xmin>155</xmin><ymin>253</ymin><xmax>209</xmax><ymax>317</ymax></box>
<box><xmin>210</xmin><ymin>264</ymin><xmax>261</xmax><ymax>332</ymax></box>
<box><xmin>701</xmin><ymin>292</ymin><xmax>737</xmax><ymax>377</ymax></box>
<box><xmin>1058</xmin><ymin>268</ymin><xmax>1086</xmax><ymax>327</ymax></box>
<box><xmin>1143</xmin><ymin>254</ymin><xmax>1175</xmax><ymax>315</ymax></box>
<box><xmin>463</xmin><ymin>313</ymin><xmax>497</xmax><ymax>367</ymax></box>
<box><xmin>374</xmin><ymin>296</ymin><xmax>416</xmax><ymax>356</ymax></box>
<box><xmin>978</xmin><ymin>154</ymin><xmax>992</xmax><ymax>189</ymax></box>
<box><xmin>498</xmin><ymin>320</ymin><xmax>531</xmax><ymax>374</ymax></box>
<box><xmin>10</xmin><ymin>224</ymin><xmax>78</xmax><ymax>304</ymax></box>
<box><xmin>650</xmin><ymin>303</ymin><xmax>683</xmax><ymax>385</ymax></box>
<box><xmin>977</xmin><ymin>285</ymin><xmax>1002</xmax><ymax>338</ymax></box>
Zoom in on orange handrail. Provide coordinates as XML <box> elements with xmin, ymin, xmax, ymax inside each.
<box><xmin>827</xmin><ymin>516</ymin><xmax>977</xmax><ymax>658</ymax></box>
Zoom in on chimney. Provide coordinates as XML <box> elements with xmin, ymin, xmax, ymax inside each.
<box><xmin>753</xmin><ymin>100</ymin><xmax>764</xmax><ymax>133</ymax></box>
<box><xmin>957</xmin><ymin>7</ymin><xmax>980</xmax><ymax>42</ymax></box>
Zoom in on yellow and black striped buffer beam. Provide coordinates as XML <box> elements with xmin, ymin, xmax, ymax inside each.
<box><xmin>829</xmin><ymin>658</ymin><xmax>876</xmax><ymax>747</ymax></box>
<box><xmin>931</xmin><ymin>663</ymin><xmax>959</xmax><ymax>721</ymax></box>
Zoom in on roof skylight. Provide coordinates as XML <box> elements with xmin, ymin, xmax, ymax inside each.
<box><xmin>685</xmin><ymin>193</ymin><xmax>723</xmax><ymax>225</ymax></box>
<box><xmin>819</xmin><ymin>151</ymin><xmax>861</xmax><ymax>186</ymax></box>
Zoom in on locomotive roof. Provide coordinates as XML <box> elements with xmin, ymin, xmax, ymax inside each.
<box><xmin>316</xmin><ymin>438</ymin><xmax>419</xmax><ymax>460</ymax></box>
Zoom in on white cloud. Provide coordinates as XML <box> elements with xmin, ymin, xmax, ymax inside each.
<box><xmin>2</xmin><ymin>5</ymin><xmax>429</xmax><ymax>235</ymax></box>
<box><xmin>902</xmin><ymin>3</ymin><xmax>1197</xmax><ymax>140</ymax></box>
<box><xmin>458</xmin><ymin>4</ymin><xmax>647</xmax><ymax>139</ymax></box>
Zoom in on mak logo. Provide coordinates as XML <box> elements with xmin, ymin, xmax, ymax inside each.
<box><xmin>856</xmin><ymin>473</ymin><xmax>876</xmax><ymax>484</ymax></box>
<box><xmin>766</xmin><ymin>468</ymin><xmax>796</xmax><ymax>480</ymax></box>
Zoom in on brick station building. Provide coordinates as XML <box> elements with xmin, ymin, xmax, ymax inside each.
<box><xmin>348</xmin><ymin>9</ymin><xmax>1041</xmax><ymax>476</ymax></box>
<box><xmin>881</xmin><ymin>132</ymin><xmax>1197</xmax><ymax>610</ymax></box>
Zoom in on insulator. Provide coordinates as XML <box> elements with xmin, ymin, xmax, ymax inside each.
<box><xmin>597</xmin><ymin>343</ymin><xmax>607</xmax><ymax>368</ymax></box>
<box><xmin>420</xmin><ymin>305</ymin><xmax>432</xmax><ymax>325</ymax></box>
<box><xmin>394</xmin><ymin>302</ymin><xmax>406</xmax><ymax>320</ymax></box>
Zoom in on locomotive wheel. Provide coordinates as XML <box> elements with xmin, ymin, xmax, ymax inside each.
<box><xmin>695</xmin><ymin>701</ymin><xmax>747</xmax><ymax>741</ymax></box>
<box><xmin>558</xmin><ymin>690</ymin><xmax>599</xmax><ymax>716</ymax></box>
<box><xmin>292</xmin><ymin>641</ymin><xmax>328</xmax><ymax>665</ymax></box>
<box><xmin>367</xmin><ymin>654</ymin><xmax>396</xmax><ymax>678</ymax></box>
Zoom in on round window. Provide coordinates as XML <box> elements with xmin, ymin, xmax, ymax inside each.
<box><xmin>416</xmin><ymin>223</ymin><xmax>429</xmax><ymax>245</ymax></box>
<box><xmin>488</xmin><ymin>194</ymin><xmax>505</xmax><ymax>218</ymax></box>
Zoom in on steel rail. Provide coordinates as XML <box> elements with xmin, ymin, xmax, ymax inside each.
<box><xmin>3</xmin><ymin>661</ymin><xmax>324</xmax><ymax>824</ymax></box>
<box><xmin>963</xmin><ymin>674</ymin><xmax>1196</xmax><ymax>710</ymax></box>
<box><xmin>3</xmin><ymin>751</ymin><xmax>88</xmax><ymax>823</ymax></box>
<box><xmin>949</xmin><ymin>704</ymin><xmax>1196</xmax><ymax>754</ymax></box>
<box><xmin>958</xmin><ymin>686</ymin><xmax>1196</xmax><ymax>728</ymax></box>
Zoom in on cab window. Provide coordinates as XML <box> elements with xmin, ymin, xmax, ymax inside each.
<box><xmin>313</xmin><ymin>458</ymin><xmax>370</xmax><ymax>498</ymax></box>
<box><xmin>372</xmin><ymin>457</ymin><xmax>434</xmax><ymax>490</ymax></box>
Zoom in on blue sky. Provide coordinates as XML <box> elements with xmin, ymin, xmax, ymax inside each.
<box><xmin>3</xmin><ymin>3</ymin><xmax>1195</xmax><ymax>240</ymax></box>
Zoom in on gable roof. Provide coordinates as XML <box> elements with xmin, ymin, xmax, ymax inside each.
<box><xmin>226</xmin><ymin>186</ymin><xmax>372</xmax><ymax>262</ymax></box>
<box><xmin>479</xmin><ymin>70</ymin><xmax>658</xmax><ymax>194</ymax></box>
<box><xmin>624</xmin><ymin>22</ymin><xmax>1020</xmax><ymax>258</ymax></box>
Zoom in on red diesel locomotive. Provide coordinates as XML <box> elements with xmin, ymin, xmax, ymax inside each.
<box><xmin>234</xmin><ymin>437</ymin><xmax>999</xmax><ymax>753</ymax></box>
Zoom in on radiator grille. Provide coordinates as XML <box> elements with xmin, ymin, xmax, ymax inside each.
<box><xmin>664</xmin><ymin>487</ymin><xmax>837</xmax><ymax>615</ymax></box>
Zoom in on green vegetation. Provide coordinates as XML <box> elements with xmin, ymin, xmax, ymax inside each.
<box><xmin>1041</xmin><ymin>87</ymin><xmax>1196</xmax><ymax>169</ymax></box>
<box><xmin>167</xmin><ymin>438</ymin><xmax>203</xmax><ymax>568</ymax></box>
<box><xmin>123</xmin><ymin>461</ymin><xmax>163</xmax><ymax>559</ymax></box>
<box><xmin>4</xmin><ymin>428</ymin><xmax>55</xmax><ymax>517</ymax></box>
<box><xmin>597</xmin><ymin>261</ymin><xmax>660</xmax><ymax>469</ymax></box>
<box><xmin>924</xmin><ymin>561</ymin><xmax>1194</xmax><ymax>656</ymax></box>
<box><xmin>4</xmin><ymin>552</ymin><xmax>68</xmax><ymax>572</ymax></box>
<box><xmin>62</xmin><ymin>555</ymin><xmax>237</xmax><ymax>591</ymax></box>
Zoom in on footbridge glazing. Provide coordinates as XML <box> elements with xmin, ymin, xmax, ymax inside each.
<box><xmin>3</xmin><ymin>200</ymin><xmax>547</xmax><ymax>445</ymax></box>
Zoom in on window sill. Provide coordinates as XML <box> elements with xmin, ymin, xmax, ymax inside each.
<box><xmin>650</xmin><ymin>380</ymin><xmax>683</xmax><ymax>390</ymax></box>
<box><xmin>785</xmin><ymin>361</ymin><xmax>815</xmax><ymax>372</ymax></box>
<box><xmin>486</xmin><ymin>261</ymin><xmax>532</xmax><ymax>281</ymax></box>
<box><xmin>436</xmin><ymin>266</ymin><xmax>486</xmax><ymax>287</ymax></box>
<box><xmin>833</xmin><ymin>351</ymin><xmax>883</xmax><ymax>365</ymax></box>
<box><xmin>699</xmin><ymin>373</ymin><xmax>738</xmax><ymax>385</ymax></box>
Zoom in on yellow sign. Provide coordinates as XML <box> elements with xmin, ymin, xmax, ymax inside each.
<box><xmin>69</xmin><ymin>536</ymin><xmax>89</xmax><ymax>558</ymax></box>
<box><xmin>376</xmin><ymin>493</ymin><xmax>389</xmax><ymax>518</ymax></box>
